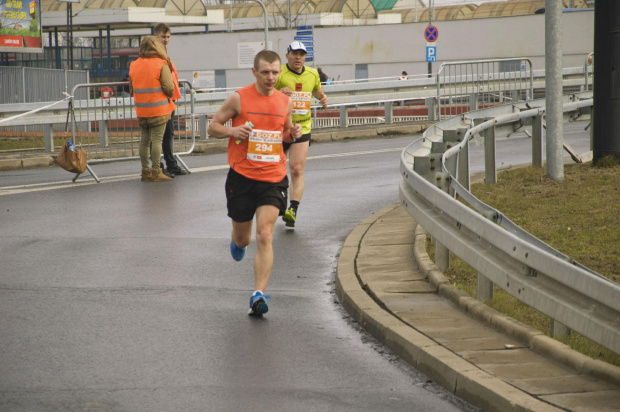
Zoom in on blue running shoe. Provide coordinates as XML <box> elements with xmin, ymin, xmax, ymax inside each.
<box><xmin>230</xmin><ymin>240</ymin><xmax>246</xmax><ymax>262</ymax></box>
<box><xmin>248</xmin><ymin>291</ymin><xmax>270</xmax><ymax>316</ymax></box>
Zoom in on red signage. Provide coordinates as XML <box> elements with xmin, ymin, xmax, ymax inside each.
<box><xmin>0</xmin><ymin>36</ymin><xmax>23</xmax><ymax>48</ymax></box>
<box><xmin>424</xmin><ymin>26</ymin><xmax>439</xmax><ymax>43</ymax></box>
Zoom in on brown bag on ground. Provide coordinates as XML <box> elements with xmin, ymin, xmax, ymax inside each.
<box><xmin>56</xmin><ymin>141</ymin><xmax>87</xmax><ymax>174</ymax></box>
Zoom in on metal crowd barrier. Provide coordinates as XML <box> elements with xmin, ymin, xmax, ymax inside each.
<box><xmin>69</xmin><ymin>81</ymin><xmax>195</xmax><ymax>182</ymax></box>
<box><xmin>399</xmin><ymin>92</ymin><xmax>620</xmax><ymax>356</ymax></box>
<box><xmin>436</xmin><ymin>58</ymin><xmax>534</xmax><ymax>120</ymax></box>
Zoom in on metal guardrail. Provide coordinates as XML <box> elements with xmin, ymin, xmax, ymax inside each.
<box><xmin>0</xmin><ymin>63</ymin><xmax>593</xmax><ymax>132</ymax></box>
<box><xmin>436</xmin><ymin>58</ymin><xmax>534</xmax><ymax>120</ymax></box>
<box><xmin>398</xmin><ymin>92</ymin><xmax>620</xmax><ymax>355</ymax></box>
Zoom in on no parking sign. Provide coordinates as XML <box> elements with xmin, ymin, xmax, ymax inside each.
<box><xmin>424</xmin><ymin>25</ymin><xmax>438</xmax><ymax>42</ymax></box>
<box><xmin>424</xmin><ymin>25</ymin><xmax>438</xmax><ymax>62</ymax></box>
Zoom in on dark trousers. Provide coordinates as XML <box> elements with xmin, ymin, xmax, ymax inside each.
<box><xmin>161</xmin><ymin>110</ymin><xmax>177</xmax><ymax>169</ymax></box>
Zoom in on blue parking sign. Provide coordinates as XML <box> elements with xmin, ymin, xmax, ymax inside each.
<box><xmin>426</xmin><ymin>46</ymin><xmax>437</xmax><ymax>62</ymax></box>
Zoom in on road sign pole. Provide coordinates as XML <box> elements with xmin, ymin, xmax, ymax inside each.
<box><xmin>428</xmin><ymin>0</ymin><xmax>433</xmax><ymax>78</ymax></box>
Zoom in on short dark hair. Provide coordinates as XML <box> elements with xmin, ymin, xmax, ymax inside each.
<box><xmin>254</xmin><ymin>49</ymin><xmax>281</xmax><ymax>70</ymax></box>
<box><xmin>154</xmin><ymin>23</ymin><xmax>171</xmax><ymax>35</ymax></box>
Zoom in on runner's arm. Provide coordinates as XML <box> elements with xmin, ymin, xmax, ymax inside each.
<box><xmin>283</xmin><ymin>98</ymin><xmax>302</xmax><ymax>142</ymax></box>
<box><xmin>313</xmin><ymin>89</ymin><xmax>328</xmax><ymax>108</ymax></box>
<box><xmin>207</xmin><ymin>92</ymin><xmax>253</xmax><ymax>140</ymax></box>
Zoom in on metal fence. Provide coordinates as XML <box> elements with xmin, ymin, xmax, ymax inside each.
<box><xmin>69</xmin><ymin>81</ymin><xmax>195</xmax><ymax>182</ymax></box>
<box><xmin>436</xmin><ymin>58</ymin><xmax>534</xmax><ymax>120</ymax></box>
<box><xmin>0</xmin><ymin>66</ymin><xmax>89</xmax><ymax>133</ymax></box>
<box><xmin>0</xmin><ymin>66</ymin><xmax>89</xmax><ymax>104</ymax></box>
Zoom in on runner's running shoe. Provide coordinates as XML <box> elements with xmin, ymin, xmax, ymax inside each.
<box><xmin>230</xmin><ymin>240</ymin><xmax>246</xmax><ymax>262</ymax></box>
<box><xmin>248</xmin><ymin>291</ymin><xmax>270</xmax><ymax>316</ymax></box>
<box><xmin>282</xmin><ymin>207</ymin><xmax>296</xmax><ymax>227</ymax></box>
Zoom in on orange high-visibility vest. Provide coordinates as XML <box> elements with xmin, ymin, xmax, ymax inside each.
<box><xmin>170</xmin><ymin>60</ymin><xmax>182</xmax><ymax>101</ymax></box>
<box><xmin>129</xmin><ymin>57</ymin><xmax>176</xmax><ymax>118</ymax></box>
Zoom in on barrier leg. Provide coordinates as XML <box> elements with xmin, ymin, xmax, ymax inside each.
<box><xmin>175</xmin><ymin>154</ymin><xmax>191</xmax><ymax>174</ymax></box>
<box><xmin>44</xmin><ymin>124</ymin><xmax>54</xmax><ymax>152</ymax></box>
<box><xmin>72</xmin><ymin>164</ymin><xmax>100</xmax><ymax>183</ymax></box>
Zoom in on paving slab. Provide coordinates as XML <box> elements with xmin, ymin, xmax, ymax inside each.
<box><xmin>506</xmin><ymin>375</ymin><xmax>618</xmax><ymax>395</ymax></box>
<box><xmin>336</xmin><ymin>202</ymin><xmax>620</xmax><ymax>412</ymax></box>
<box><xmin>539</xmin><ymin>390</ymin><xmax>620</xmax><ymax>412</ymax></box>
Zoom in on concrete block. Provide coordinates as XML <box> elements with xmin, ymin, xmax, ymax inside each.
<box><xmin>331</xmin><ymin>129</ymin><xmax>377</xmax><ymax>141</ymax></box>
<box><xmin>311</xmin><ymin>132</ymin><xmax>332</xmax><ymax>142</ymax></box>
<box><xmin>417</xmin><ymin>345</ymin><xmax>478</xmax><ymax>393</ymax></box>
<box><xmin>581</xmin><ymin>358</ymin><xmax>620</xmax><ymax>387</ymax></box>
<box><xmin>478</xmin><ymin>361</ymin><xmax>575</xmax><ymax>380</ymax></box>
<box><xmin>342</xmin><ymin>224</ymin><xmax>369</xmax><ymax>248</ymax></box>
<box><xmin>23</xmin><ymin>156</ymin><xmax>53</xmax><ymax>168</ymax></box>
<box><xmin>491</xmin><ymin>315</ymin><xmax>542</xmax><ymax>347</ymax></box>
<box><xmin>456</xmin><ymin>368</ymin><xmax>564</xmax><ymax>412</ymax></box>
<box><xmin>384</xmin><ymin>323</ymin><xmax>438</xmax><ymax>367</ymax></box>
<box><xmin>506</xmin><ymin>375</ymin><xmax>617</xmax><ymax>396</ymax></box>
<box><xmin>540</xmin><ymin>390</ymin><xmax>620</xmax><ymax>412</ymax></box>
<box><xmin>0</xmin><ymin>159</ymin><xmax>22</xmax><ymax>170</ymax></box>
<box><xmin>358</xmin><ymin>306</ymin><xmax>404</xmax><ymax>343</ymax></box>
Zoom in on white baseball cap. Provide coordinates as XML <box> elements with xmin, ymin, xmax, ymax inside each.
<box><xmin>287</xmin><ymin>41</ymin><xmax>307</xmax><ymax>53</ymax></box>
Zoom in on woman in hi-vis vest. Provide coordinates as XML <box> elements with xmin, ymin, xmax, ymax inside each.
<box><xmin>128</xmin><ymin>35</ymin><xmax>176</xmax><ymax>182</ymax></box>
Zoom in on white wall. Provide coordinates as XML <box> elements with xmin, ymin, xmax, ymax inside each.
<box><xmin>170</xmin><ymin>11</ymin><xmax>594</xmax><ymax>88</ymax></box>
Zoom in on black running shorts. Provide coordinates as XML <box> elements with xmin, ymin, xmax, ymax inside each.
<box><xmin>283</xmin><ymin>132</ymin><xmax>311</xmax><ymax>152</ymax></box>
<box><xmin>225</xmin><ymin>168</ymin><xmax>289</xmax><ymax>222</ymax></box>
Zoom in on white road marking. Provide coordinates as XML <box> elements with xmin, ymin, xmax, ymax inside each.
<box><xmin>0</xmin><ymin>147</ymin><xmax>405</xmax><ymax>196</ymax></box>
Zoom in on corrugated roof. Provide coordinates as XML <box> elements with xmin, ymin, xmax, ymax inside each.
<box><xmin>369</xmin><ymin>0</ymin><xmax>399</xmax><ymax>12</ymax></box>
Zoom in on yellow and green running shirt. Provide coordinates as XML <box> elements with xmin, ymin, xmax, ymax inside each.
<box><xmin>275</xmin><ymin>64</ymin><xmax>322</xmax><ymax>134</ymax></box>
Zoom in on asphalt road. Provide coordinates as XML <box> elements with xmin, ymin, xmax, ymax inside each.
<box><xmin>0</xmin><ymin>123</ymin><xmax>590</xmax><ymax>411</ymax></box>
<box><xmin>0</xmin><ymin>135</ymin><xmax>482</xmax><ymax>412</ymax></box>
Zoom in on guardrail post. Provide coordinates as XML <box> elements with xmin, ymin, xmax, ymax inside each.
<box><xmin>444</xmin><ymin>128</ymin><xmax>470</xmax><ymax>191</ymax></box>
<box><xmin>457</xmin><ymin>127</ymin><xmax>470</xmax><ymax>190</ymax></box>
<box><xmin>99</xmin><ymin>120</ymin><xmax>109</xmax><ymax>147</ymax></box>
<box><xmin>551</xmin><ymin>320</ymin><xmax>571</xmax><ymax>338</ymax></box>
<box><xmin>340</xmin><ymin>105</ymin><xmax>349</xmax><ymax>128</ymax></box>
<box><xmin>434</xmin><ymin>172</ymin><xmax>451</xmax><ymax>271</ymax></box>
<box><xmin>476</xmin><ymin>273</ymin><xmax>494</xmax><ymax>302</ymax></box>
<box><xmin>384</xmin><ymin>101</ymin><xmax>393</xmax><ymax>124</ymax></box>
<box><xmin>199</xmin><ymin>115</ymin><xmax>208</xmax><ymax>140</ymax></box>
<box><xmin>482</xmin><ymin>118</ymin><xmax>497</xmax><ymax>184</ymax></box>
<box><xmin>44</xmin><ymin>124</ymin><xmax>54</xmax><ymax>152</ymax></box>
<box><xmin>469</xmin><ymin>93</ymin><xmax>478</xmax><ymax>111</ymax></box>
<box><xmin>532</xmin><ymin>114</ymin><xmax>544</xmax><ymax>168</ymax></box>
<box><xmin>413</xmin><ymin>156</ymin><xmax>433</xmax><ymax>183</ymax></box>
<box><xmin>476</xmin><ymin>211</ymin><xmax>496</xmax><ymax>302</ymax></box>
<box><xmin>425</xmin><ymin>97</ymin><xmax>436</xmax><ymax>121</ymax></box>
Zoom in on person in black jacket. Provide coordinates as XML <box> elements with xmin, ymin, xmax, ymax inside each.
<box><xmin>317</xmin><ymin>66</ymin><xmax>328</xmax><ymax>85</ymax></box>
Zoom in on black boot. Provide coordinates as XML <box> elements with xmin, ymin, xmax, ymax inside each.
<box><xmin>167</xmin><ymin>164</ymin><xmax>188</xmax><ymax>176</ymax></box>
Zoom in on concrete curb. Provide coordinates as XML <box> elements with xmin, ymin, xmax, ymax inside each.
<box><xmin>413</xmin><ymin>224</ymin><xmax>620</xmax><ymax>388</ymax></box>
<box><xmin>0</xmin><ymin>123</ymin><xmax>429</xmax><ymax>171</ymax></box>
<box><xmin>335</xmin><ymin>203</ymin><xmax>566</xmax><ymax>412</ymax></box>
